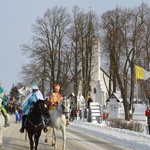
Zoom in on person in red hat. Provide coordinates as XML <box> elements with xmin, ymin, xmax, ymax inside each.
<box><xmin>48</xmin><ymin>84</ymin><xmax>70</xmax><ymax>126</ymax></box>
<box><xmin>49</xmin><ymin>84</ymin><xmax>63</xmax><ymax>112</ymax></box>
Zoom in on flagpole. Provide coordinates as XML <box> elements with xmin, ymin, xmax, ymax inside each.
<box><xmin>136</xmin><ymin>78</ymin><xmax>139</xmax><ymax>122</ymax></box>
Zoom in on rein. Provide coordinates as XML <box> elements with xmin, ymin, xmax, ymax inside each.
<box><xmin>27</xmin><ymin>117</ymin><xmax>43</xmax><ymax>128</ymax></box>
<box><xmin>56</xmin><ymin>107</ymin><xmax>63</xmax><ymax>114</ymax></box>
<box><xmin>56</xmin><ymin>107</ymin><xmax>70</xmax><ymax>114</ymax></box>
<box><xmin>27</xmin><ymin>109</ymin><xmax>43</xmax><ymax>128</ymax></box>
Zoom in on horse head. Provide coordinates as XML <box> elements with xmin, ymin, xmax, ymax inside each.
<box><xmin>60</xmin><ymin>97</ymin><xmax>71</xmax><ymax>119</ymax></box>
<box><xmin>34</xmin><ymin>99</ymin><xmax>49</xmax><ymax>116</ymax></box>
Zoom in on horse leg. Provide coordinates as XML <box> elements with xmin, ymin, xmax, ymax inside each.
<box><xmin>45</xmin><ymin>126</ymin><xmax>51</xmax><ymax>143</ymax></box>
<box><xmin>0</xmin><ymin>130</ymin><xmax>2</xmax><ymax>150</ymax></box>
<box><xmin>25</xmin><ymin>130</ymin><xmax>28</xmax><ymax>141</ymax></box>
<box><xmin>52</xmin><ymin>128</ymin><xmax>57</xmax><ymax>149</ymax></box>
<box><xmin>34</xmin><ymin>133</ymin><xmax>40</xmax><ymax>150</ymax></box>
<box><xmin>62</xmin><ymin>127</ymin><xmax>66</xmax><ymax>150</ymax></box>
<box><xmin>0</xmin><ymin>124</ymin><xmax>3</xmax><ymax>150</ymax></box>
<box><xmin>0</xmin><ymin>127</ymin><xmax>2</xmax><ymax>147</ymax></box>
<box><xmin>45</xmin><ymin>131</ymin><xmax>48</xmax><ymax>143</ymax></box>
<box><xmin>28</xmin><ymin>133</ymin><xmax>34</xmax><ymax>150</ymax></box>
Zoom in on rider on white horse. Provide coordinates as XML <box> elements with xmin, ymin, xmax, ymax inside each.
<box><xmin>19</xmin><ymin>84</ymin><xmax>47</xmax><ymax>133</ymax></box>
<box><xmin>0</xmin><ymin>86</ymin><xmax>10</xmax><ymax>127</ymax></box>
<box><xmin>48</xmin><ymin>84</ymin><xmax>69</xmax><ymax>126</ymax></box>
<box><xmin>49</xmin><ymin>84</ymin><xmax>63</xmax><ymax>111</ymax></box>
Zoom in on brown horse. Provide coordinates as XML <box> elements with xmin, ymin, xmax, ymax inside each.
<box><xmin>25</xmin><ymin>99</ymin><xmax>50</xmax><ymax>150</ymax></box>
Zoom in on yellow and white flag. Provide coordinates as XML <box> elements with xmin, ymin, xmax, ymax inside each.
<box><xmin>135</xmin><ymin>65</ymin><xmax>150</xmax><ymax>80</ymax></box>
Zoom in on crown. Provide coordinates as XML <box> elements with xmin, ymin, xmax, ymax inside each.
<box><xmin>54</xmin><ymin>84</ymin><xmax>60</xmax><ymax>90</ymax></box>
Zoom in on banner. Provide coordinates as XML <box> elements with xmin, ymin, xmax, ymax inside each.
<box><xmin>135</xmin><ymin>65</ymin><xmax>150</xmax><ymax>80</ymax></box>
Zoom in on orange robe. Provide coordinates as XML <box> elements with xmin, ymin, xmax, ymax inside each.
<box><xmin>49</xmin><ymin>91</ymin><xmax>63</xmax><ymax>110</ymax></box>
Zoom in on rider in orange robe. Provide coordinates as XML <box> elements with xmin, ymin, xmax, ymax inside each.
<box><xmin>48</xmin><ymin>84</ymin><xmax>70</xmax><ymax>126</ymax></box>
<box><xmin>49</xmin><ymin>84</ymin><xmax>63</xmax><ymax>111</ymax></box>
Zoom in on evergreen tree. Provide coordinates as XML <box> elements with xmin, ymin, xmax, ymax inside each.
<box><xmin>9</xmin><ymin>84</ymin><xmax>20</xmax><ymax>102</ymax></box>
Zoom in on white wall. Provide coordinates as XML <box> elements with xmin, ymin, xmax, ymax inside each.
<box><xmin>107</xmin><ymin>103</ymin><xmax>147</xmax><ymax>122</ymax></box>
<box><xmin>89</xmin><ymin>37</ymin><xmax>110</xmax><ymax>104</ymax></box>
<box><xmin>106</xmin><ymin>98</ymin><xmax>120</xmax><ymax>118</ymax></box>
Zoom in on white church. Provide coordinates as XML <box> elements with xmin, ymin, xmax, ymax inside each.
<box><xmin>87</xmin><ymin>36</ymin><xmax>111</xmax><ymax>107</ymax></box>
<box><xmin>77</xmin><ymin>36</ymin><xmax>112</xmax><ymax>122</ymax></box>
<box><xmin>78</xmin><ymin>36</ymin><xmax>146</xmax><ymax>122</ymax></box>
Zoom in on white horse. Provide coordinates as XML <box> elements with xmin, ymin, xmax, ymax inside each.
<box><xmin>45</xmin><ymin>97</ymin><xmax>71</xmax><ymax>150</ymax></box>
<box><xmin>0</xmin><ymin>100</ymin><xmax>4</xmax><ymax>149</ymax></box>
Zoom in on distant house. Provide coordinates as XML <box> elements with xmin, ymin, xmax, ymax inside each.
<box><xmin>105</xmin><ymin>93</ymin><xmax>147</xmax><ymax>121</ymax></box>
<box><xmin>106</xmin><ymin>93</ymin><xmax>122</xmax><ymax>118</ymax></box>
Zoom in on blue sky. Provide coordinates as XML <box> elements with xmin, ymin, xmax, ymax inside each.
<box><xmin>1</xmin><ymin>0</ymin><xmax>150</xmax><ymax>94</ymax></box>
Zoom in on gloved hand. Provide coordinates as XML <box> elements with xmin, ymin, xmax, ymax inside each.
<box><xmin>52</xmin><ymin>103</ymin><xmax>58</xmax><ymax>107</ymax></box>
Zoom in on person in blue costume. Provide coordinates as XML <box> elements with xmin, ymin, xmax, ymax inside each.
<box><xmin>0</xmin><ymin>86</ymin><xmax>10</xmax><ymax>127</ymax></box>
<box><xmin>19</xmin><ymin>84</ymin><xmax>47</xmax><ymax>133</ymax></box>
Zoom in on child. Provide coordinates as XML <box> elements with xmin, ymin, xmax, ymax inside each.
<box><xmin>18</xmin><ymin>106</ymin><xmax>23</xmax><ymax>123</ymax></box>
<box><xmin>15</xmin><ymin>110</ymin><xmax>20</xmax><ymax>124</ymax></box>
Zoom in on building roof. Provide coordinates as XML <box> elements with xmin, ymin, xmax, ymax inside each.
<box><xmin>106</xmin><ymin>92</ymin><xmax>122</xmax><ymax>102</ymax></box>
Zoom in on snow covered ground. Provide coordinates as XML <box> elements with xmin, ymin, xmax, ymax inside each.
<box><xmin>70</xmin><ymin>119</ymin><xmax>150</xmax><ymax>150</ymax></box>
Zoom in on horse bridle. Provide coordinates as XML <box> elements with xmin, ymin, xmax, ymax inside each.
<box><xmin>56</xmin><ymin>98</ymin><xmax>70</xmax><ymax>115</ymax></box>
<box><xmin>28</xmin><ymin>118</ymin><xmax>43</xmax><ymax>128</ymax></box>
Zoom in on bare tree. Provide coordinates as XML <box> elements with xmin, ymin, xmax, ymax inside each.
<box><xmin>20</xmin><ymin>6</ymin><xmax>71</xmax><ymax>95</ymax></box>
<box><xmin>100</xmin><ymin>3</ymin><xmax>150</xmax><ymax>120</ymax></box>
<box><xmin>68</xmin><ymin>6</ymin><xmax>100</xmax><ymax>104</ymax></box>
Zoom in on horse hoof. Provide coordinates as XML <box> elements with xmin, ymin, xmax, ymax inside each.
<box><xmin>45</xmin><ymin>139</ymin><xmax>48</xmax><ymax>143</ymax></box>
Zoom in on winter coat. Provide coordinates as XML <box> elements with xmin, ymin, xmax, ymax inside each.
<box><xmin>21</xmin><ymin>90</ymin><xmax>44</xmax><ymax>115</ymax></box>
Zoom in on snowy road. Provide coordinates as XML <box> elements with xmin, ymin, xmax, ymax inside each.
<box><xmin>71</xmin><ymin>120</ymin><xmax>150</xmax><ymax>150</ymax></box>
<box><xmin>2</xmin><ymin>115</ymin><xmax>150</xmax><ymax>150</ymax></box>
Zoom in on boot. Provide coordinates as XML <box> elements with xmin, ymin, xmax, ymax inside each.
<box><xmin>1</xmin><ymin>108</ymin><xmax>9</xmax><ymax>127</ymax></box>
<box><xmin>43</xmin><ymin>126</ymin><xmax>48</xmax><ymax>133</ymax></box>
<box><xmin>4</xmin><ymin>120</ymin><xmax>10</xmax><ymax>127</ymax></box>
<box><xmin>42</xmin><ymin>116</ymin><xmax>49</xmax><ymax>133</ymax></box>
<box><xmin>42</xmin><ymin>114</ymin><xmax>51</xmax><ymax>133</ymax></box>
<box><xmin>19</xmin><ymin>115</ymin><xmax>26</xmax><ymax>133</ymax></box>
